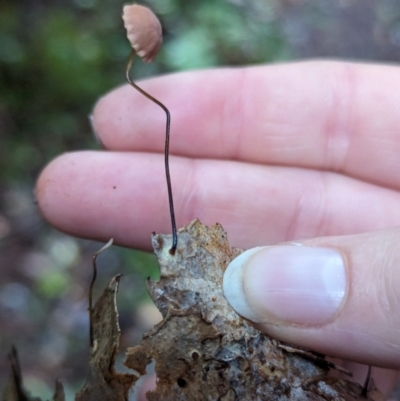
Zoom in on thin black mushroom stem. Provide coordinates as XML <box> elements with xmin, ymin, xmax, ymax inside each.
<box><xmin>125</xmin><ymin>49</ymin><xmax>178</xmax><ymax>255</ymax></box>
<box><xmin>361</xmin><ymin>365</ymin><xmax>372</xmax><ymax>397</ymax></box>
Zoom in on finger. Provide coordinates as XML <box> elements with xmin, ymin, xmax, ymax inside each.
<box><xmin>223</xmin><ymin>228</ymin><xmax>400</xmax><ymax>368</ymax></box>
<box><xmin>36</xmin><ymin>151</ymin><xmax>400</xmax><ymax>250</ymax></box>
<box><xmin>136</xmin><ymin>375</ymin><xmax>156</xmax><ymax>401</ymax></box>
<box><xmin>93</xmin><ymin>61</ymin><xmax>400</xmax><ymax>189</ymax></box>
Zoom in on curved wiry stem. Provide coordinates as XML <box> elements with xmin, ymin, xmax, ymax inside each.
<box><xmin>126</xmin><ymin>50</ymin><xmax>177</xmax><ymax>255</ymax></box>
<box><xmin>361</xmin><ymin>365</ymin><xmax>372</xmax><ymax>397</ymax></box>
<box><xmin>89</xmin><ymin>238</ymin><xmax>114</xmax><ymax>347</ymax></box>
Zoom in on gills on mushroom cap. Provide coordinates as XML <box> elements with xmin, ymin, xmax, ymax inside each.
<box><xmin>122</xmin><ymin>4</ymin><xmax>162</xmax><ymax>63</ymax></box>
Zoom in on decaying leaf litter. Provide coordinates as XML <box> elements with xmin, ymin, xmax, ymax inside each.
<box><xmin>3</xmin><ymin>220</ymin><xmax>383</xmax><ymax>401</ymax></box>
<box><xmin>3</xmin><ymin>3</ymin><xmax>384</xmax><ymax>401</ymax></box>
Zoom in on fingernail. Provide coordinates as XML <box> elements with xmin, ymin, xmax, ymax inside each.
<box><xmin>223</xmin><ymin>245</ymin><xmax>346</xmax><ymax>326</ymax></box>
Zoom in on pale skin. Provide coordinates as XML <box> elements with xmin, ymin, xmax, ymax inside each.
<box><xmin>36</xmin><ymin>61</ymin><xmax>400</xmax><ymax>398</ymax></box>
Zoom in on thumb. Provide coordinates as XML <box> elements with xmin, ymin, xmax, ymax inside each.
<box><xmin>223</xmin><ymin>228</ymin><xmax>400</xmax><ymax>369</ymax></box>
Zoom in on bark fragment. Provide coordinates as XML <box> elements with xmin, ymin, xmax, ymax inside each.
<box><xmin>2</xmin><ymin>347</ymin><xmax>31</xmax><ymax>401</ymax></box>
<box><xmin>125</xmin><ymin>219</ymin><xmax>382</xmax><ymax>401</ymax></box>
<box><xmin>75</xmin><ymin>275</ymin><xmax>137</xmax><ymax>401</ymax></box>
<box><xmin>2</xmin><ymin>346</ymin><xmax>65</xmax><ymax>401</ymax></box>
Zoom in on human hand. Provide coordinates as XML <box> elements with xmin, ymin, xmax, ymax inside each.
<box><xmin>36</xmin><ymin>61</ymin><xmax>400</xmax><ymax>398</ymax></box>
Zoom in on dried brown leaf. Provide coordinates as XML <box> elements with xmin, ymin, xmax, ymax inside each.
<box><xmin>2</xmin><ymin>347</ymin><xmax>64</xmax><ymax>401</ymax></box>
<box><xmin>2</xmin><ymin>347</ymin><xmax>31</xmax><ymax>401</ymax></box>
<box><xmin>125</xmin><ymin>219</ymin><xmax>382</xmax><ymax>401</ymax></box>
<box><xmin>52</xmin><ymin>380</ymin><xmax>65</xmax><ymax>401</ymax></box>
<box><xmin>75</xmin><ymin>275</ymin><xmax>137</xmax><ymax>401</ymax></box>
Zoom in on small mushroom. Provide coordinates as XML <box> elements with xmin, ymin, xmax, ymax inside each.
<box><xmin>122</xmin><ymin>4</ymin><xmax>162</xmax><ymax>62</ymax></box>
<box><xmin>123</xmin><ymin>4</ymin><xmax>177</xmax><ymax>255</ymax></box>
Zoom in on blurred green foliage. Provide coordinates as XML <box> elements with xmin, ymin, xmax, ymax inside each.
<box><xmin>0</xmin><ymin>1</ymin><xmax>126</xmax><ymax>184</ymax></box>
<box><xmin>0</xmin><ymin>0</ymin><xmax>288</xmax><ymax>185</ymax></box>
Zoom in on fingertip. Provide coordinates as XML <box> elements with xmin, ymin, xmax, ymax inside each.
<box><xmin>35</xmin><ymin>152</ymin><xmax>89</xmax><ymax>243</ymax></box>
<box><xmin>36</xmin><ymin>152</ymin><xmax>70</xmax><ymax>226</ymax></box>
<box><xmin>224</xmin><ymin>244</ymin><xmax>346</xmax><ymax>326</ymax></box>
<box><xmin>223</xmin><ymin>247</ymin><xmax>267</xmax><ymax>323</ymax></box>
<box><xmin>35</xmin><ymin>151</ymin><xmax>100</xmax><ymax>236</ymax></box>
<box><xmin>91</xmin><ymin>84</ymin><xmax>132</xmax><ymax>150</ymax></box>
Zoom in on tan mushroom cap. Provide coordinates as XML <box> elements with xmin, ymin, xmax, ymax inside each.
<box><xmin>122</xmin><ymin>4</ymin><xmax>162</xmax><ymax>63</ymax></box>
